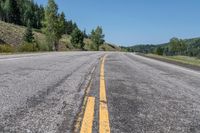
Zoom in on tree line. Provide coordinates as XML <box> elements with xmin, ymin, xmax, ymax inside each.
<box><xmin>0</xmin><ymin>0</ymin><xmax>44</xmax><ymax>29</ymax></box>
<box><xmin>125</xmin><ymin>37</ymin><xmax>200</xmax><ymax>58</ymax></box>
<box><xmin>0</xmin><ymin>0</ymin><xmax>105</xmax><ymax>51</ymax></box>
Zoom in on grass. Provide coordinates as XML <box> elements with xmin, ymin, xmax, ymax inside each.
<box><xmin>146</xmin><ymin>54</ymin><xmax>200</xmax><ymax>67</ymax></box>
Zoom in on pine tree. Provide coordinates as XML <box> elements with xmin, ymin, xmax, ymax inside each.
<box><xmin>58</xmin><ymin>12</ymin><xmax>66</xmax><ymax>35</ymax></box>
<box><xmin>83</xmin><ymin>29</ymin><xmax>88</xmax><ymax>38</ymax></box>
<box><xmin>10</xmin><ymin>0</ymin><xmax>21</xmax><ymax>24</ymax></box>
<box><xmin>3</xmin><ymin>0</ymin><xmax>11</xmax><ymax>22</ymax></box>
<box><xmin>65</xmin><ymin>20</ymin><xmax>78</xmax><ymax>35</ymax></box>
<box><xmin>0</xmin><ymin>1</ymin><xmax>4</xmax><ymax>21</ymax></box>
<box><xmin>24</xmin><ymin>20</ymin><xmax>34</xmax><ymax>43</ymax></box>
<box><xmin>71</xmin><ymin>28</ymin><xmax>84</xmax><ymax>49</ymax></box>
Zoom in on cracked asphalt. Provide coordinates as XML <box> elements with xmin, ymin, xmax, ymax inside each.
<box><xmin>0</xmin><ymin>52</ymin><xmax>103</xmax><ymax>133</ymax></box>
<box><xmin>0</xmin><ymin>52</ymin><xmax>200</xmax><ymax>133</ymax></box>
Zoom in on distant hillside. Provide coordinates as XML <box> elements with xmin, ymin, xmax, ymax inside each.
<box><xmin>126</xmin><ymin>37</ymin><xmax>200</xmax><ymax>53</ymax></box>
<box><xmin>125</xmin><ymin>37</ymin><xmax>200</xmax><ymax>58</ymax></box>
<box><xmin>0</xmin><ymin>20</ymin><xmax>121</xmax><ymax>51</ymax></box>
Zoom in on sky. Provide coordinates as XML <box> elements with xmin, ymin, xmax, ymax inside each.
<box><xmin>35</xmin><ymin>0</ymin><xmax>200</xmax><ymax>46</ymax></box>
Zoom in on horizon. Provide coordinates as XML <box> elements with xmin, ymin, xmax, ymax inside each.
<box><xmin>35</xmin><ymin>0</ymin><xmax>200</xmax><ymax>46</ymax></box>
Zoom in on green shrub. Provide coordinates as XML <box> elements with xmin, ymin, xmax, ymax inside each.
<box><xmin>18</xmin><ymin>42</ymin><xmax>38</xmax><ymax>52</ymax></box>
<box><xmin>0</xmin><ymin>44</ymin><xmax>15</xmax><ymax>53</ymax></box>
<box><xmin>35</xmin><ymin>39</ymin><xmax>49</xmax><ymax>51</ymax></box>
<box><xmin>84</xmin><ymin>42</ymin><xmax>97</xmax><ymax>51</ymax></box>
<box><xmin>65</xmin><ymin>42</ymin><xmax>74</xmax><ymax>50</ymax></box>
<box><xmin>37</xmin><ymin>42</ymin><xmax>49</xmax><ymax>51</ymax></box>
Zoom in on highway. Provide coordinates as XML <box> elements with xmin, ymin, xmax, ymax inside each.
<box><xmin>0</xmin><ymin>52</ymin><xmax>200</xmax><ymax>133</ymax></box>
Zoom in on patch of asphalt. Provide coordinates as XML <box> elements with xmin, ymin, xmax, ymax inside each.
<box><xmin>105</xmin><ymin>53</ymin><xmax>200</xmax><ymax>133</ymax></box>
<box><xmin>0</xmin><ymin>52</ymin><xmax>104</xmax><ymax>133</ymax></box>
<box><xmin>137</xmin><ymin>53</ymin><xmax>200</xmax><ymax>72</ymax></box>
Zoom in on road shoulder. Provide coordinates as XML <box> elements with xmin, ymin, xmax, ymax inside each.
<box><xmin>137</xmin><ymin>53</ymin><xmax>200</xmax><ymax>72</ymax></box>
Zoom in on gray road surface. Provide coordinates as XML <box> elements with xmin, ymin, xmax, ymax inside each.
<box><xmin>1</xmin><ymin>52</ymin><xmax>200</xmax><ymax>133</ymax></box>
<box><xmin>0</xmin><ymin>52</ymin><xmax>103</xmax><ymax>133</ymax></box>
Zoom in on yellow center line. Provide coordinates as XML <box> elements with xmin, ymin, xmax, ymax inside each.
<box><xmin>80</xmin><ymin>97</ymin><xmax>95</xmax><ymax>133</ymax></box>
<box><xmin>99</xmin><ymin>55</ymin><xmax>111</xmax><ymax>133</ymax></box>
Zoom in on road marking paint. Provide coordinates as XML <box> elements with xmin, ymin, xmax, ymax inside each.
<box><xmin>99</xmin><ymin>55</ymin><xmax>111</xmax><ymax>133</ymax></box>
<box><xmin>73</xmin><ymin>66</ymin><xmax>96</xmax><ymax>133</ymax></box>
<box><xmin>80</xmin><ymin>97</ymin><xmax>95</xmax><ymax>133</ymax></box>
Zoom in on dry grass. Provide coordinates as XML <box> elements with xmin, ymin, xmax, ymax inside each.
<box><xmin>0</xmin><ymin>20</ymin><xmax>45</xmax><ymax>47</ymax></box>
<box><xmin>147</xmin><ymin>54</ymin><xmax>200</xmax><ymax>67</ymax></box>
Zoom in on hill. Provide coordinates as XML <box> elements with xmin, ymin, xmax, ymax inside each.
<box><xmin>125</xmin><ymin>37</ymin><xmax>200</xmax><ymax>57</ymax></box>
<box><xmin>0</xmin><ymin>21</ymin><xmax>45</xmax><ymax>47</ymax></box>
<box><xmin>0</xmin><ymin>21</ymin><xmax>121</xmax><ymax>52</ymax></box>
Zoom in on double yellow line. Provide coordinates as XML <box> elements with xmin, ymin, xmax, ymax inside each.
<box><xmin>80</xmin><ymin>55</ymin><xmax>110</xmax><ymax>133</ymax></box>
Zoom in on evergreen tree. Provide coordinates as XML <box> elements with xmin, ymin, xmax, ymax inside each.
<box><xmin>1</xmin><ymin>0</ymin><xmax>20</xmax><ymax>24</ymax></box>
<box><xmin>71</xmin><ymin>28</ymin><xmax>84</xmax><ymax>49</ymax></box>
<box><xmin>58</xmin><ymin>12</ymin><xmax>66</xmax><ymax>35</ymax></box>
<box><xmin>24</xmin><ymin>20</ymin><xmax>34</xmax><ymax>43</ymax></box>
<box><xmin>83</xmin><ymin>29</ymin><xmax>88</xmax><ymax>38</ymax></box>
<box><xmin>0</xmin><ymin>0</ymin><xmax>44</xmax><ymax>27</ymax></box>
<box><xmin>3</xmin><ymin>0</ymin><xmax>11</xmax><ymax>22</ymax></box>
<box><xmin>0</xmin><ymin>0</ymin><xmax>4</xmax><ymax>21</ymax></box>
<box><xmin>10</xmin><ymin>0</ymin><xmax>21</xmax><ymax>24</ymax></box>
<box><xmin>65</xmin><ymin>20</ymin><xmax>78</xmax><ymax>35</ymax></box>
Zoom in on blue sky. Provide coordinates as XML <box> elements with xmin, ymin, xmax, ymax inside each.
<box><xmin>35</xmin><ymin>0</ymin><xmax>200</xmax><ymax>46</ymax></box>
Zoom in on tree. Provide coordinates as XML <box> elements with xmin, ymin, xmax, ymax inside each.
<box><xmin>19</xmin><ymin>0</ymin><xmax>45</xmax><ymax>28</ymax></box>
<box><xmin>1</xmin><ymin>0</ymin><xmax>21</xmax><ymax>24</ymax></box>
<box><xmin>58</xmin><ymin>12</ymin><xmax>66</xmax><ymax>35</ymax></box>
<box><xmin>0</xmin><ymin>0</ymin><xmax>45</xmax><ymax>27</ymax></box>
<box><xmin>0</xmin><ymin>0</ymin><xmax>5</xmax><ymax>21</ymax></box>
<box><xmin>71</xmin><ymin>28</ymin><xmax>84</xmax><ymax>49</ymax></box>
<box><xmin>65</xmin><ymin>20</ymin><xmax>78</xmax><ymax>35</ymax></box>
<box><xmin>24</xmin><ymin>20</ymin><xmax>34</xmax><ymax>43</ymax></box>
<box><xmin>83</xmin><ymin>29</ymin><xmax>88</xmax><ymax>38</ymax></box>
<box><xmin>10</xmin><ymin>0</ymin><xmax>21</xmax><ymax>24</ymax></box>
<box><xmin>3</xmin><ymin>0</ymin><xmax>11</xmax><ymax>22</ymax></box>
<box><xmin>169</xmin><ymin>37</ymin><xmax>187</xmax><ymax>55</ymax></box>
<box><xmin>90</xmin><ymin>26</ymin><xmax>105</xmax><ymax>50</ymax></box>
<box><xmin>155</xmin><ymin>46</ymin><xmax>164</xmax><ymax>55</ymax></box>
<box><xmin>43</xmin><ymin>0</ymin><xmax>62</xmax><ymax>51</ymax></box>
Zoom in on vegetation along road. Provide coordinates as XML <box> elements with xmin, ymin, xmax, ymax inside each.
<box><xmin>0</xmin><ymin>52</ymin><xmax>200</xmax><ymax>133</ymax></box>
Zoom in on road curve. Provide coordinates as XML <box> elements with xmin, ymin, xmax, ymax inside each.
<box><xmin>0</xmin><ymin>52</ymin><xmax>200</xmax><ymax>133</ymax></box>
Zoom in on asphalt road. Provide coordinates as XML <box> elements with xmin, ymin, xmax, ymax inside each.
<box><xmin>0</xmin><ymin>52</ymin><xmax>200</xmax><ymax>133</ymax></box>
